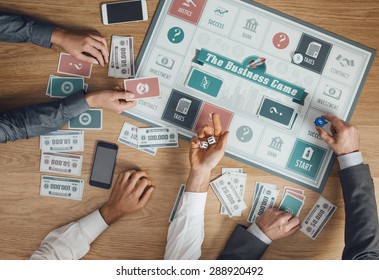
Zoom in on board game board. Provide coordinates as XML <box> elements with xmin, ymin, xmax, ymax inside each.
<box><xmin>123</xmin><ymin>0</ymin><xmax>375</xmax><ymax>192</ymax></box>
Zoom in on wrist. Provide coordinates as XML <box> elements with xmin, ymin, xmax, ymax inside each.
<box><xmin>99</xmin><ymin>204</ymin><xmax>120</xmax><ymax>225</ymax></box>
<box><xmin>51</xmin><ymin>27</ymin><xmax>66</xmax><ymax>47</ymax></box>
<box><xmin>186</xmin><ymin>168</ymin><xmax>211</xmax><ymax>192</ymax></box>
<box><xmin>84</xmin><ymin>92</ymin><xmax>98</xmax><ymax>108</ymax></box>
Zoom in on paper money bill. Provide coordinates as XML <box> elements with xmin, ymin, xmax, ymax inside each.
<box><xmin>40</xmin><ymin>152</ymin><xmax>83</xmax><ymax>176</ymax></box>
<box><xmin>220</xmin><ymin>171</ymin><xmax>247</xmax><ymax>216</ymax></box>
<box><xmin>108</xmin><ymin>36</ymin><xmax>135</xmax><ymax>78</ymax></box>
<box><xmin>247</xmin><ymin>182</ymin><xmax>279</xmax><ymax>223</ymax></box>
<box><xmin>301</xmin><ymin>196</ymin><xmax>337</xmax><ymax>240</ymax></box>
<box><xmin>118</xmin><ymin>122</ymin><xmax>157</xmax><ymax>156</ymax></box>
<box><xmin>169</xmin><ymin>184</ymin><xmax>186</xmax><ymax>223</ymax></box>
<box><xmin>137</xmin><ymin>127</ymin><xmax>178</xmax><ymax>148</ymax></box>
<box><xmin>40</xmin><ymin>130</ymin><xmax>84</xmax><ymax>152</ymax></box>
<box><xmin>40</xmin><ymin>175</ymin><xmax>84</xmax><ymax>200</ymax></box>
<box><xmin>221</xmin><ymin>168</ymin><xmax>243</xmax><ymax>174</ymax></box>
<box><xmin>210</xmin><ymin>173</ymin><xmax>247</xmax><ymax>217</ymax></box>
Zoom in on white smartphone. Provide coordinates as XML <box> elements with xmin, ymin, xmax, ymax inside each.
<box><xmin>101</xmin><ymin>0</ymin><xmax>148</xmax><ymax>25</ymax></box>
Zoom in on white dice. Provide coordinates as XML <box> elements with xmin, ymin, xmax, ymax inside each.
<box><xmin>199</xmin><ymin>141</ymin><xmax>209</xmax><ymax>149</ymax></box>
<box><xmin>207</xmin><ymin>136</ymin><xmax>216</xmax><ymax>145</ymax></box>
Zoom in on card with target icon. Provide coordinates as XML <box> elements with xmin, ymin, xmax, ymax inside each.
<box><xmin>68</xmin><ymin>109</ymin><xmax>103</xmax><ymax>130</ymax></box>
<box><xmin>48</xmin><ymin>76</ymin><xmax>85</xmax><ymax>98</ymax></box>
<box><xmin>124</xmin><ymin>77</ymin><xmax>161</xmax><ymax>100</ymax></box>
<box><xmin>57</xmin><ymin>52</ymin><xmax>93</xmax><ymax>78</ymax></box>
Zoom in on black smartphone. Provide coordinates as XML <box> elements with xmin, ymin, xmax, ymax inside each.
<box><xmin>90</xmin><ymin>141</ymin><xmax>118</xmax><ymax>189</ymax></box>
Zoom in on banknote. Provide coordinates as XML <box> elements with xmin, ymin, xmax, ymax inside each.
<box><xmin>301</xmin><ymin>196</ymin><xmax>337</xmax><ymax>240</ymax></box>
<box><xmin>40</xmin><ymin>130</ymin><xmax>84</xmax><ymax>152</ymax></box>
<box><xmin>220</xmin><ymin>170</ymin><xmax>247</xmax><ymax>216</ymax></box>
<box><xmin>221</xmin><ymin>168</ymin><xmax>244</xmax><ymax>174</ymax></box>
<box><xmin>169</xmin><ymin>184</ymin><xmax>186</xmax><ymax>223</ymax></box>
<box><xmin>210</xmin><ymin>173</ymin><xmax>247</xmax><ymax>217</ymax></box>
<box><xmin>40</xmin><ymin>175</ymin><xmax>84</xmax><ymax>200</ymax></box>
<box><xmin>247</xmin><ymin>182</ymin><xmax>279</xmax><ymax>223</ymax></box>
<box><xmin>40</xmin><ymin>152</ymin><xmax>83</xmax><ymax>176</ymax></box>
<box><xmin>137</xmin><ymin>127</ymin><xmax>178</xmax><ymax>148</ymax></box>
<box><xmin>117</xmin><ymin>122</ymin><xmax>157</xmax><ymax>156</ymax></box>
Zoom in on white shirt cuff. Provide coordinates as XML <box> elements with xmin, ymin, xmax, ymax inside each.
<box><xmin>247</xmin><ymin>223</ymin><xmax>272</xmax><ymax>245</ymax></box>
<box><xmin>77</xmin><ymin>210</ymin><xmax>109</xmax><ymax>244</ymax></box>
<box><xmin>337</xmin><ymin>152</ymin><xmax>363</xmax><ymax>170</ymax></box>
<box><xmin>182</xmin><ymin>192</ymin><xmax>207</xmax><ymax>215</ymax></box>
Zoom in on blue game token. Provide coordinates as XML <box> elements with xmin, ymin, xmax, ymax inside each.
<box><xmin>314</xmin><ymin>117</ymin><xmax>328</xmax><ymax>127</ymax></box>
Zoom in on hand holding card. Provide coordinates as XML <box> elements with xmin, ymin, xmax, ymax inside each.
<box><xmin>85</xmin><ymin>89</ymin><xmax>136</xmax><ymax>114</ymax></box>
<box><xmin>124</xmin><ymin>77</ymin><xmax>161</xmax><ymax>100</ymax></box>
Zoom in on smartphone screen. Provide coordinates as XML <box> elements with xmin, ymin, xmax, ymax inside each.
<box><xmin>106</xmin><ymin>1</ymin><xmax>144</xmax><ymax>24</ymax></box>
<box><xmin>90</xmin><ymin>142</ymin><xmax>118</xmax><ymax>189</ymax></box>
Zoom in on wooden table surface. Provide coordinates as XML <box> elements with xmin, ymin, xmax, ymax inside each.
<box><xmin>0</xmin><ymin>0</ymin><xmax>378</xmax><ymax>260</ymax></box>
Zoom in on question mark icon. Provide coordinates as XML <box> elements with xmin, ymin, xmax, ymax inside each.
<box><xmin>270</xmin><ymin>107</ymin><xmax>283</xmax><ymax>116</ymax></box>
<box><xmin>236</xmin><ymin>126</ymin><xmax>253</xmax><ymax>143</ymax></box>
<box><xmin>69</xmin><ymin>62</ymin><xmax>83</xmax><ymax>70</ymax></box>
<box><xmin>273</xmin><ymin>32</ymin><xmax>289</xmax><ymax>49</ymax></box>
<box><xmin>168</xmin><ymin>27</ymin><xmax>184</xmax><ymax>44</ymax></box>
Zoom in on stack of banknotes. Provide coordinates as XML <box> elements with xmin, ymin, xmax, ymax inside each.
<box><xmin>118</xmin><ymin>122</ymin><xmax>179</xmax><ymax>156</ymax></box>
<box><xmin>39</xmin><ymin>130</ymin><xmax>85</xmax><ymax>201</ymax></box>
<box><xmin>210</xmin><ymin>169</ymin><xmax>248</xmax><ymax>217</ymax></box>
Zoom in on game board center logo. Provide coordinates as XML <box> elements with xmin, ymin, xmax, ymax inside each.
<box><xmin>79</xmin><ymin>113</ymin><xmax>92</xmax><ymax>126</ymax></box>
<box><xmin>61</xmin><ymin>81</ymin><xmax>74</xmax><ymax>94</ymax></box>
<box><xmin>136</xmin><ymin>83</ymin><xmax>149</xmax><ymax>95</ymax></box>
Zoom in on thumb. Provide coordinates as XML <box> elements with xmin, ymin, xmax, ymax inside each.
<box><xmin>316</xmin><ymin>127</ymin><xmax>334</xmax><ymax>146</ymax></box>
<box><xmin>112</xmin><ymin>91</ymin><xmax>136</xmax><ymax>100</ymax></box>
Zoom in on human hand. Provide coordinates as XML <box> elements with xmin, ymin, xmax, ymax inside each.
<box><xmin>256</xmin><ymin>208</ymin><xmax>301</xmax><ymax>241</ymax></box>
<box><xmin>99</xmin><ymin>170</ymin><xmax>154</xmax><ymax>225</ymax></box>
<box><xmin>316</xmin><ymin>114</ymin><xmax>360</xmax><ymax>156</ymax></box>
<box><xmin>186</xmin><ymin>113</ymin><xmax>230</xmax><ymax>192</ymax></box>
<box><xmin>85</xmin><ymin>86</ymin><xmax>137</xmax><ymax>114</ymax></box>
<box><xmin>51</xmin><ymin>27</ymin><xmax>109</xmax><ymax>66</ymax></box>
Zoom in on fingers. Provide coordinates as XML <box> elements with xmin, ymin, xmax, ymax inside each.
<box><xmin>84</xmin><ymin>44</ymin><xmax>106</xmax><ymax>66</ymax></box>
<box><xmin>129</xmin><ymin>171</ymin><xmax>149</xmax><ymax>188</ymax></box>
<box><xmin>75</xmin><ymin>52</ymin><xmax>98</xmax><ymax>65</ymax></box>
<box><xmin>138</xmin><ymin>186</ymin><xmax>155</xmax><ymax>207</ymax></box>
<box><xmin>316</xmin><ymin>126</ymin><xmax>334</xmax><ymax>146</ymax></box>
<box><xmin>323</xmin><ymin>114</ymin><xmax>345</xmax><ymax>132</ymax></box>
<box><xmin>191</xmin><ymin>136</ymin><xmax>201</xmax><ymax>148</ymax></box>
<box><xmin>212</xmin><ymin>113</ymin><xmax>222</xmax><ymax>137</ymax></box>
<box><xmin>86</xmin><ymin>36</ymin><xmax>109</xmax><ymax>64</ymax></box>
<box><xmin>88</xmin><ymin>33</ymin><xmax>109</xmax><ymax>62</ymax></box>
<box><xmin>111</xmin><ymin>91</ymin><xmax>135</xmax><ymax>101</ymax></box>
<box><xmin>216</xmin><ymin>131</ymin><xmax>229</xmax><ymax>150</ymax></box>
<box><xmin>197</xmin><ymin>124</ymin><xmax>213</xmax><ymax>139</ymax></box>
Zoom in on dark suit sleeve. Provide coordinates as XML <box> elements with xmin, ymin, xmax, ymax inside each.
<box><xmin>218</xmin><ymin>225</ymin><xmax>269</xmax><ymax>260</ymax></box>
<box><xmin>340</xmin><ymin>164</ymin><xmax>379</xmax><ymax>260</ymax></box>
<box><xmin>0</xmin><ymin>12</ymin><xmax>54</xmax><ymax>47</ymax></box>
<box><xmin>0</xmin><ymin>91</ymin><xmax>89</xmax><ymax>143</ymax></box>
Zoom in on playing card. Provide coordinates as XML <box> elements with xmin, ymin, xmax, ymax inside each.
<box><xmin>50</xmin><ymin>77</ymin><xmax>84</xmax><ymax>98</ymax></box>
<box><xmin>57</xmin><ymin>52</ymin><xmax>92</xmax><ymax>78</ymax></box>
<box><xmin>124</xmin><ymin>77</ymin><xmax>161</xmax><ymax>99</ymax></box>
<box><xmin>68</xmin><ymin>109</ymin><xmax>103</xmax><ymax>130</ymax></box>
<box><xmin>278</xmin><ymin>193</ymin><xmax>305</xmax><ymax>217</ymax></box>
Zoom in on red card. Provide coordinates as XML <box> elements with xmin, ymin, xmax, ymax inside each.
<box><xmin>57</xmin><ymin>53</ymin><xmax>93</xmax><ymax>78</ymax></box>
<box><xmin>194</xmin><ymin>103</ymin><xmax>234</xmax><ymax>132</ymax></box>
<box><xmin>124</xmin><ymin>77</ymin><xmax>161</xmax><ymax>99</ymax></box>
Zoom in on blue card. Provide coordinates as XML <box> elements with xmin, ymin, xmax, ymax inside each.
<box><xmin>278</xmin><ymin>193</ymin><xmax>304</xmax><ymax>217</ymax></box>
<box><xmin>68</xmin><ymin>109</ymin><xmax>102</xmax><ymax>130</ymax></box>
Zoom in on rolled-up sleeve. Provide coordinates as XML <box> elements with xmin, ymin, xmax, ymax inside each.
<box><xmin>0</xmin><ymin>12</ymin><xmax>55</xmax><ymax>47</ymax></box>
<box><xmin>0</xmin><ymin>90</ymin><xmax>90</xmax><ymax>143</ymax></box>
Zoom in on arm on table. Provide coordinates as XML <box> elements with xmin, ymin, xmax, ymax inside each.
<box><xmin>164</xmin><ymin>114</ymin><xmax>229</xmax><ymax>260</ymax></box>
<box><xmin>0</xmin><ymin>91</ymin><xmax>88</xmax><ymax>143</ymax></box>
<box><xmin>0</xmin><ymin>89</ymin><xmax>136</xmax><ymax>143</ymax></box>
<box><xmin>0</xmin><ymin>12</ymin><xmax>54</xmax><ymax>47</ymax></box>
<box><xmin>317</xmin><ymin>114</ymin><xmax>379</xmax><ymax>260</ymax></box>
<box><xmin>31</xmin><ymin>170</ymin><xmax>154</xmax><ymax>260</ymax></box>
